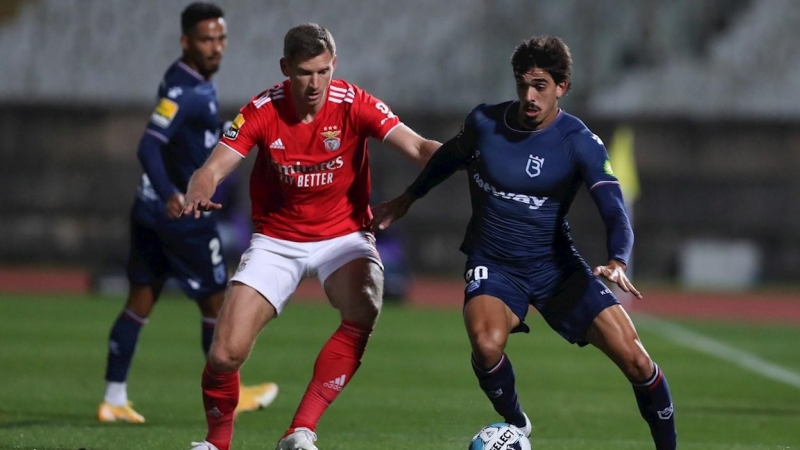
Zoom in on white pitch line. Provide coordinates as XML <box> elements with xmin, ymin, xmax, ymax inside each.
<box><xmin>636</xmin><ymin>314</ymin><xmax>800</xmax><ymax>390</ymax></box>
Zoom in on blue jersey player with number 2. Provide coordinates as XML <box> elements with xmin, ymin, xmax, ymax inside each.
<box><xmin>372</xmin><ymin>35</ymin><xmax>676</xmax><ymax>450</ymax></box>
<box><xmin>97</xmin><ymin>2</ymin><xmax>277</xmax><ymax>424</ymax></box>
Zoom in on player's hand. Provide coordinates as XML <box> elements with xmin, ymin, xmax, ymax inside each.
<box><xmin>593</xmin><ymin>260</ymin><xmax>643</xmax><ymax>299</ymax></box>
<box><xmin>181</xmin><ymin>193</ymin><xmax>222</xmax><ymax>219</ymax></box>
<box><xmin>165</xmin><ymin>193</ymin><xmax>186</xmax><ymax>220</ymax></box>
<box><xmin>371</xmin><ymin>192</ymin><xmax>415</xmax><ymax>231</ymax></box>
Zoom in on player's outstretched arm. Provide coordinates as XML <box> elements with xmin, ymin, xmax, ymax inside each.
<box><xmin>383</xmin><ymin>123</ymin><xmax>441</xmax><ymax>167</ymax></box>
<box><xmin>586</xmin><ymin>182</ymin><xmax>641</xmax><ymax>298</ymax></box>
<box><xmin>593</xmin><ymin>260</ymin><xmax>643</xmax><ymax>299</ymax></box>
<box><xmin>182</xmin><ymin>143</ymin><xmax>243</xmax><ymax>219</ymax></box>
<box><xmin>371</xmin><ymin>136</ymin><xmax>469</xmax><ymax>231</ymax></box>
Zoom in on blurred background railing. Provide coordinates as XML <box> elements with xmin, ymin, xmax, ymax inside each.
<box><xmin>1</xmin><ymin>0</ymin><xmax>799</xmax><ymax>291</ymax></box>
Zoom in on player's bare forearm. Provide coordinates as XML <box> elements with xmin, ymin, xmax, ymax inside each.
<box><xmin>412</xmin><ymin>139</ymin><xmax>443</xmax><ymax>167</ymax></box>
<box><xmin>593</xmin><ymin>259</ymin><xmax>643</xmax><ymax>299</ymax></box>
<box><xmin>384</xmin><ymin>124</ymin><xmax>442</xmax><ymax>167</ymax></box>
<box><xmin>182</xmin><ymin>143</ymin><xmax>243</xmax><ymax>218</ymax></box>
<box><xmin>182</xmin><ymin>167</ymin><xmax>222</xmax><ymax>218</ymax></box>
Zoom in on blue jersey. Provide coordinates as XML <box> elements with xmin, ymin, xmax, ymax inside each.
<box><xmin>137</xmin><ymin>60</ymin><xmax>222</xmax><ymax>202</ymax></box>
<box><xmin>456</xmin><ymin>102</ymin><xmax>619</xmax><ymax>264</ymax></box>
<box><xmin>126</xmin><ymin>60</ymin><xmax>227</xmax><ymax>299</ymax></box>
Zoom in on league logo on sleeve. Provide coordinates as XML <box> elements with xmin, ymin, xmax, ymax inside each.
<box><xmin>149</xmin><ymin>98</ymin><xmax>179</xmax><ymax>128</ymax></box>
<box><xmin>603</xmin><ymin>159</ymin><xmax>614</xmax><ymax>176</ymax></box>
<box><xmin>224</xmin><ymin>113</ymin><xmax>245</xmax><ymax>140</ymax></box>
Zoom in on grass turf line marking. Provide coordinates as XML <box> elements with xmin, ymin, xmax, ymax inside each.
<box><xmin>637</xmin><ymin>314</ymin><xmax>800</xmax><ymax>390</ymax></box>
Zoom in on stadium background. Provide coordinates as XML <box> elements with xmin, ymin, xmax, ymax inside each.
<box><xmin>0</xmin><ymin>0</ymin><xmax>798</xmax><ymax>291</ymax></box>
<box><xmin>1</xmin><ymin>1</ymin><xmax>800</xmax><ymax>449</ymax></box>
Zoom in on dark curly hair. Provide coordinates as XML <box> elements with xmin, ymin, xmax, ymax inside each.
<box><xmin>181</xmin><ymin>2</ymin><xmax>224</xmax><ymax>34</ymax></box>
<box><xmin>511</xmin><ymin>35</ymin><xmax>572</xmax><ymax>86</ymax></box>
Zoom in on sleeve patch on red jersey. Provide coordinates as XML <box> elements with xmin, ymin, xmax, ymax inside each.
<box><xmin>149</xmin><ymin>98</ymin><xmax>179</xmax><ymax>128</ymax></box>
<box><xmin>223</xmin><ymin>113</ymin><xmax>245</xmax><ymax>140</ymax></box>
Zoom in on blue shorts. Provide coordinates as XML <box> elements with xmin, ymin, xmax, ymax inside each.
<box><xmin>463</xmin><ymin>256</ymin><xmax>619</xmax><ymax>346</ymax></box>
<box><xmin>126</xmin><ymin>198</ymin><xmax>228</xmax><ymax>301</ymax></box>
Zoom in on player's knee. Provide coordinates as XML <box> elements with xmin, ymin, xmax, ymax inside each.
<box><xmin>622</xmin><ymin>350</ymin><xmax>654</xmax><ymax>382</ymax></box>
<box><xmin>471</xmin><ymin>333</ymin><xmax>505</xmax><ymax>367</ymax></box>
<box><xmin>207</xmin><ymin>344</ymin><xmax>246</xmax><ymax>373</ymax></box>
<box><xmin>347</xmin><ymin>292</ymin><xmax>381</xmax><ymax>325</ymax></box>
<box><xmin>340</xmin><ymin>265</ymin><xmax>383</xmax><ymax>325</ymax></box>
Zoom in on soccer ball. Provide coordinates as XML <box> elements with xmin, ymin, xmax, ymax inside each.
<box><xmin>469</xmin><ymin>422</ymin><xmax>531</xmax><ymax>450</ymax></box>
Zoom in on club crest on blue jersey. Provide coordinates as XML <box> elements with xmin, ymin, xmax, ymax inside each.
<box><xmin>321</xmin><ymin>126</ymin><xmax>341</xmax><ymax>151</ymax></box>
<box><xmin>526</xmin><ymin>155</ymin><xmax>545</xmax><ymax>178</ymax></box>
<box><xmin>213</xmin><ymin>264</ymin><xmax>227</xmax><ymax>284</ymax></box>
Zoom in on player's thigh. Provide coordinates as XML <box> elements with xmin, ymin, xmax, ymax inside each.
<box><xmin>315</xmin><ymin>231</ymin><xmax>384</xmax><ymax>324</ymax></box>
<box><xmin>322</xmin><ymin>258</ymin><xmax>383</xmax><ymax>325</ymax></box>
<box><xmin>161</xmin><ymin>219</ymin><xmax>228</xmax><ymax>301</ymax></box>
<box><xmin>463</xmin><ymin>294</ymin><xmax>518</xmax><ymax>365</ymax></box>
<box><xmin>586</xmin><ymin>304</ymin><xmax>652</xmax><ymax>379</ymax></box>
<box><xmin>125</xmin><ymin>281</ymin><xmax>166</xmax><ymax>318</ymax></box>
<box><xmin>464</xmin><ymin>295</ymin><xmax>520</xmax><ymax>338</ymax></box>
<box><xmin>464</xmin><ymin>259</ymin><xmax>530</xmax><ymax>334</ymax></box>
<box><xmin>212</xmin><ymin>281</ymin><xmax>276</xmax><ymax>361</ymax></box>
<box><xmin>535</xmin><ymin>268</ymin><xmax>619</xmax><ymax>346</ymax></box>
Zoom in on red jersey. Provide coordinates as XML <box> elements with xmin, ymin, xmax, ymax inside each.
<box><xmin>219</xmin><ymin>79</ymin><xmax>402</xmax><ymax>242</ymax></box>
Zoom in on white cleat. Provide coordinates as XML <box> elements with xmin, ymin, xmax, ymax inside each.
<box><xmin>514</xmin><ymin>412</ymin><xmax>533</xmax><ymax>438</ymax></box>
<box><xmin>189</xmin><ymin>441</ymin><xmax>220</xmax><ymax>450</ymax></box>
<box><xmin>276</xmin><ymin>427</ymin><xmax>318</xmax><ymax>450</ymax></box>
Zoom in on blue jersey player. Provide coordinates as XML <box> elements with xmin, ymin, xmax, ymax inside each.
<box><xmin>98</xmin><ymin>2</ymin><xmax>277</xmax><ymax>424</ymax></box>
<box><xmin>373</xmin><ymin>36</ymin><xmax>676</xmax><ymax>449</ymax></box>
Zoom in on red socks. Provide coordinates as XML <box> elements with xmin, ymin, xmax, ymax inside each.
<box><xmin>202</xmin><ymin>362</ymin><xmax>240</xmax><ymax>450</ymax></box>
<box><xmin>289</xmin><ymin>320</ymin><xmax>373</xmax><ymax>431</ymax></box>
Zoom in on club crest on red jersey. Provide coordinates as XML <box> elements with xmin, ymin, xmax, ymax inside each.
<box><xmin>321</xmin><ymin>126</ymin><xmax>341</xmax><ymax>151</ymax></box>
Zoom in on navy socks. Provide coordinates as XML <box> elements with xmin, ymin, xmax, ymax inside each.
<box><xmin>472</xmin><ymin>353</ymin><xmax>526</xmax><ymax>429</ymax></box>
<box><xmin>104</xmin><ymin>309</ymin><xmax>146</xmax><ymax>382</ymax></box>
<box><xmin>632</xmin><ymin>362</ymin><xmax>677</xmax><ymax>450</ymax></box>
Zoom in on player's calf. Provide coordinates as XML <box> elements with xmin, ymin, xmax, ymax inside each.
<box><xmin>631</xmin><ymin>362</ymin><xmax>677</xmax><ymax>450</ymax></box>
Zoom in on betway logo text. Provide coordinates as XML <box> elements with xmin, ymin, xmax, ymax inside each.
<box><xmin>472</xmin><ymin>173</ymin><xmax>547</xmax><ymax>209</ymax></box>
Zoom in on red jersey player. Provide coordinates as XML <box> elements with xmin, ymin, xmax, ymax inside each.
<box><xmin>183</xmin><ymin>23</ymin><xmax>441</xmax><ymax>450</ymax></box>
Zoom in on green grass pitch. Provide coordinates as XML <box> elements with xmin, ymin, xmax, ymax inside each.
<box><xmin>0</xmin><ymin>294</ymin><xmax>798</xmax><ymax>449</ymax></box>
